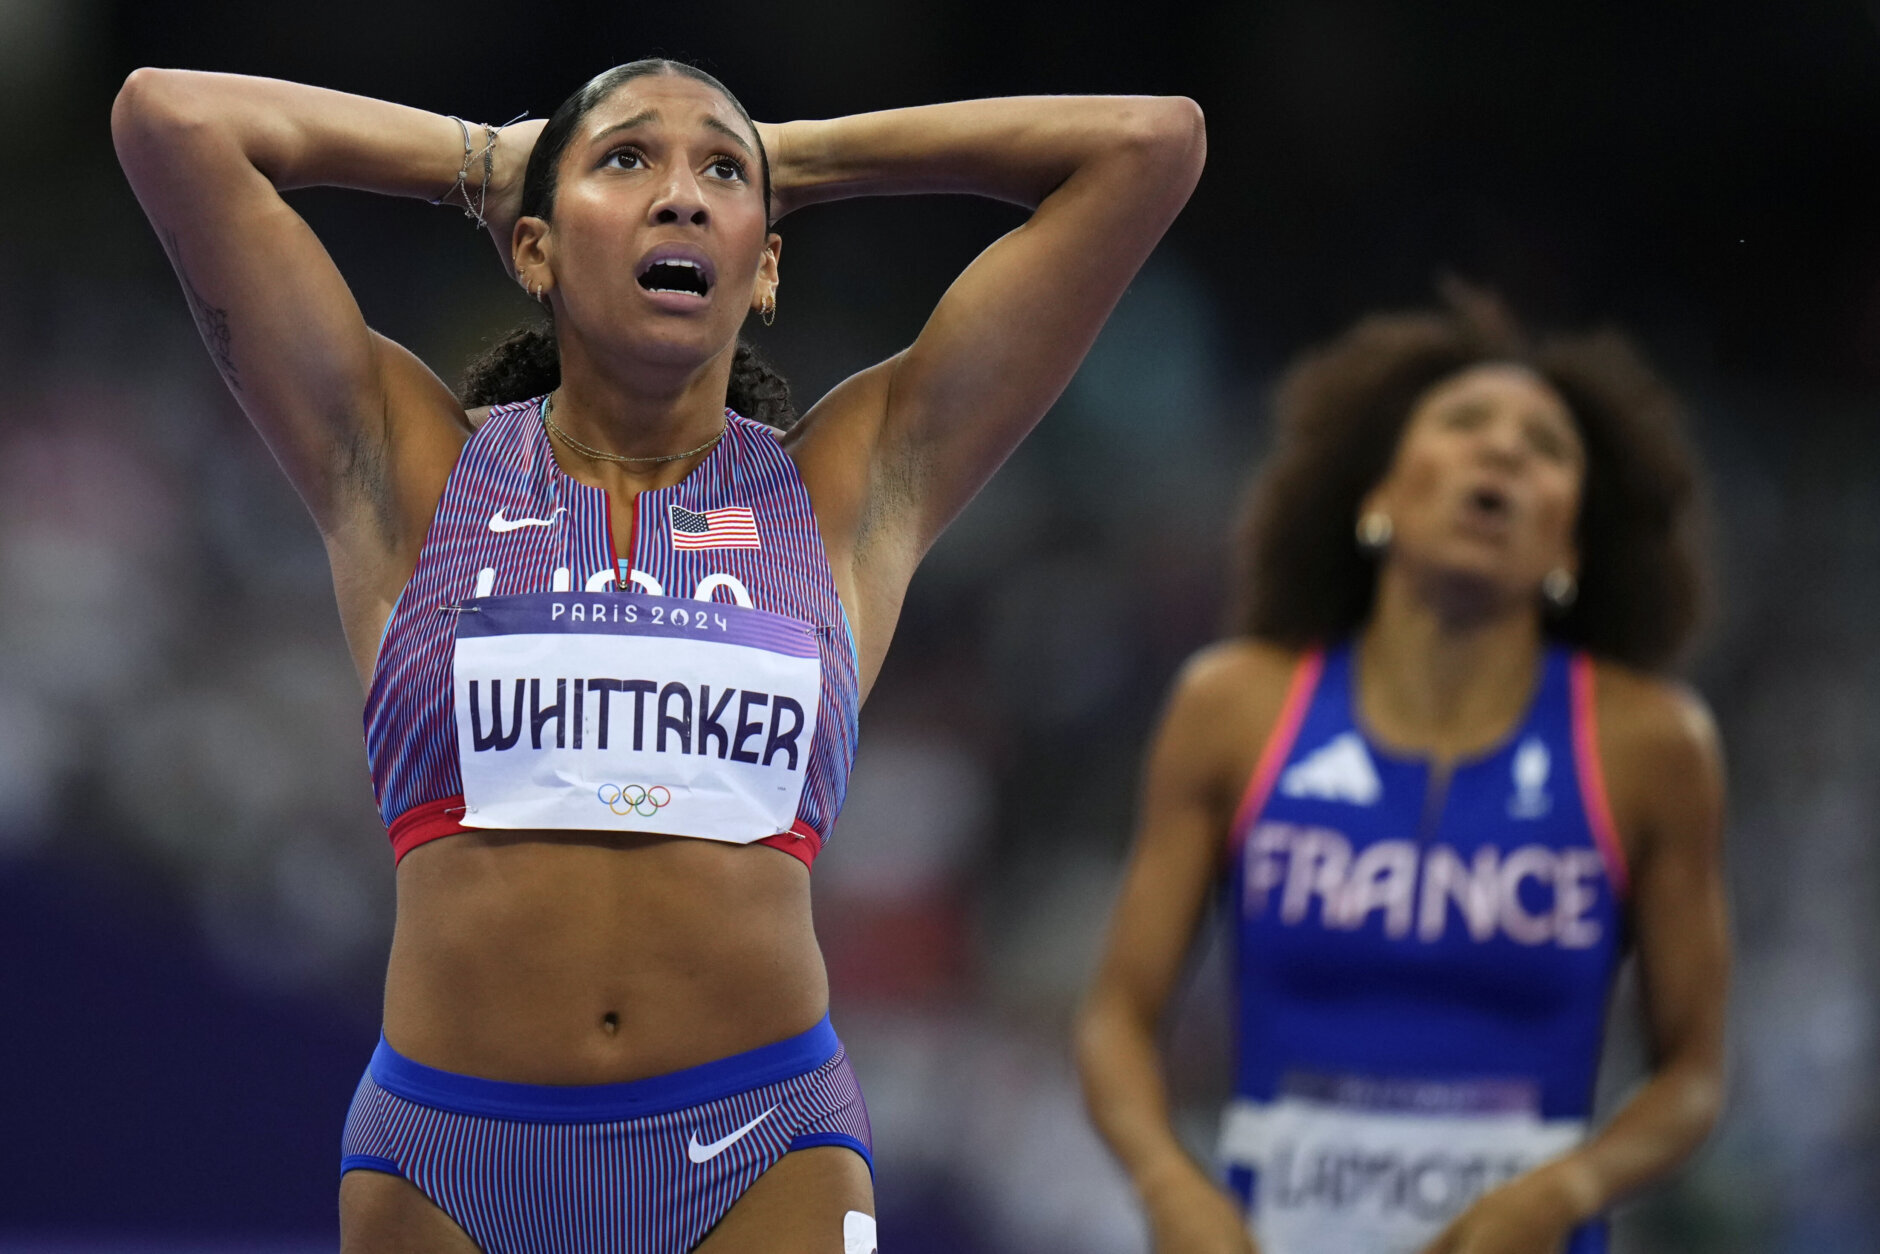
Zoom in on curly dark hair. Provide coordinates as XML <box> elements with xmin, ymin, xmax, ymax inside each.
<box><xmin>460</xmin><ymin>323</ymin><xmax>794</xmax><ymax>429</ymax></box>
<box><xmin>460</xmin><ymin>59</ymin><xmax>796</xmax><ymax>429</ymax></box>
<box><xmin>1232</xmin><ymin>284</ymin><xmax>1709</xmax><ymax>672</ymax></box>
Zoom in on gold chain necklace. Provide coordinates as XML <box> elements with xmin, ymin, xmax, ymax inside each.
<box><xmin>540</xmin><ymin>394</ymin><xmax>727</xmax><ymax>465</ymax></box>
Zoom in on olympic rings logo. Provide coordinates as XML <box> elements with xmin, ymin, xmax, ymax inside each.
<box><xmin>597</xmin><ymin>783</ymin><xmax>672</xmax><ymax>817</ymax></box>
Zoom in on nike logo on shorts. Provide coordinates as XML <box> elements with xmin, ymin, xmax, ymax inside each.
<box><xmin>687</xmin><ymin>1105</ymin><xmax>778</xmax><ymax>1164</ymax></box>
<box><xmin>488</xmin><ymin>507</ymin><xmax>566</xmax><ymax>533</ymax></box>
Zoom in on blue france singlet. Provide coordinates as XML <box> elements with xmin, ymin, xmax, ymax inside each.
<box><xmin>1219</xmin><ymin>641</ymin><xmax>1627</xmax><ymax>1254</ymax></box>
<box><xmin>363</xmin><ymin>398</ymin><xmax>860</xmax><ymax>867</ymax></box>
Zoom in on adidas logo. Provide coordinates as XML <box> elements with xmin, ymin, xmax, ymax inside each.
<box><xmin>1279</xmin><ymin>732</ymin><xmax>1382</xmax><ymax>806</ymax></box>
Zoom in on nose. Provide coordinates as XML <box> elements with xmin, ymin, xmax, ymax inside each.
<box><xmin>650</xmin><ymin>168</ymin><xmax>710</xmax><ymax>228</ymax></box>
<box><xmin>1475</xmin><ymin>411</ymin><xmax>1529</xmax><ymax>468</ymax></box>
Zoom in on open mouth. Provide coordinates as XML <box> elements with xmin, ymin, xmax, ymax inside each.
<box><xmin>1460</xmin><ymin>485</ymin><xmax>1516</xmax><ymax>534</ymax></box>
<box><xmin>1468</xmin><ymin>486</ymin><xmax>1511</xmax><ymax>517</ymax></box>
<box><xmin>637</xmin><ymin>257</ymin><xmax>712</xmax><ymax>298</ymax></box>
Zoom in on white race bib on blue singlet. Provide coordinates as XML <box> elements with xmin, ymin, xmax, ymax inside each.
<box><xmin>452</xmin><ymin>593</ymin><xmax>820</xmax><ymax>842</ymax></box>
<box><xmin>1219</xmin><ymin>1075</ymin><xmax>1584</xmax><ymax>1254</ymax></box>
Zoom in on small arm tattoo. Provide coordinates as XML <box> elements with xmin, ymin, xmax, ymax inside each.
<box><xmin>166</xmin><ymin>230</ymin><xmax>241</xmax><ymax>392</ymax></box>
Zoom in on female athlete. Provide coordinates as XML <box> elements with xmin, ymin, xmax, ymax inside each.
<box><xmin>113</xmin><ymin>60</ymin><xmax>1204</xmax><ymax>1252</ymax></box>
<box><xmin>1077</xmin><ymin>289</ymin><xmax>1728</xmax><ymax>1254</ymax></box>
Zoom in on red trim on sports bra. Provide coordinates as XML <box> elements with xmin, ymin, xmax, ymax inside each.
<box><xmin>1224</xmin><ymin>648</ymin><xmax>1325</xmax><ymax>864</ymax></box>
<box><xmin>388</xmin><ymin>799</ymin><xmax>824</xmax><ymax>869</ymax></box>
<box><xmin>758</xmin><ymin>819</ymin><xmax>824</xmax><ymax>868</ymax></box>
<box><xmin>1570</xmin><ymin>653</ymin><xmax>1631</xmax><ymax>899</ymax></box>
<box><xmin>390</xmin><ymin>795</ymin><xmax>469</xmax><ymax>863</ymax></box>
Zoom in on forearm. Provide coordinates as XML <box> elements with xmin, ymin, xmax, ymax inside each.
<box><xmin>1539</xmin><ymin>1059</ymin><xmax>1724</xmax><ymax>1224</ymax></box>
<box><xmin>769</xmin><ymin>94</ymin><xmax>1203</xmax><ymax>213</ymax></box>
<box><xmin>1076</xmin><ymin>991</ymin><xmax>1216</xmax><ymax>1202</ymax></box>
<box><xmin>113</xmin><ymin>68</ymin><xmax>507</xmax><ymax>201</ymax></box>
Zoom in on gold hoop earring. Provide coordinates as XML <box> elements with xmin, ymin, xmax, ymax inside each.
<box><xmin>760</xmin><ymin>293</ymin><xmax>776</xmax><ymax>327</ymax></box>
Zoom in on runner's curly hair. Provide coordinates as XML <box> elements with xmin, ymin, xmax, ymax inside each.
<box><xmin>461</xmin><ymin>59</ymin><xmax>795</xmax><ymax>428</ymax></box>
<box><xmin>1232</xmin><ymin>284</ymin><xmax>1709</xmax><ymax>671</ymax></box>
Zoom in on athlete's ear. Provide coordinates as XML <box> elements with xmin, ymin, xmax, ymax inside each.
<box><xmin>751</xmin><ymin>233</ymin><xmax>782</xmax><ymax>314</ymax></box>
<box><xmin>512</xmin><ymin>215</ymin><xmax>553</xmax><ymax>289</ymax></box>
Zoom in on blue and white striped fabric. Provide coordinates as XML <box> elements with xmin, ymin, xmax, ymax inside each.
<box><xmin>364</xmin><ymin>397</ymin><xmax>860</xmax><ymax>865</ymax></box>
<box><xmin>341</xmin><ymin>1015</ymin><xmax>872</xmax><ymax>1252</ymax></box>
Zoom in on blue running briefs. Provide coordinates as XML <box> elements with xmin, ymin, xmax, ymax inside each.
<box><xmin>341</xmin><ymin>1014</ymin><xmax>871</xmax><ymax>1252</ymax></box>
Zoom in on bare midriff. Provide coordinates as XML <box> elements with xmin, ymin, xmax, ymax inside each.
<box><xmin>382</xmin><ymin>831</ymin><xmax>827</xmax><ymax>1085</ymax></box>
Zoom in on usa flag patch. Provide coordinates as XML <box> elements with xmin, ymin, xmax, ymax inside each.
<box><xmin>669</xmin><ymin>502</ymin><xmax>761</xmax><ymax>550</ymax></box>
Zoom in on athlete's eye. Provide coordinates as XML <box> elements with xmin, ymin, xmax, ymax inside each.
<box><xmin>707</xmin><ymin>155</ymin><xmax>748</xmax><ymax>182</ymax></box>
<box><xmin>1525</xmin><ymin>420</ymin><xmax>1579</xmax><ymax>464</ymax></box>
<box><xmin>602</xmin><ymin>146</ymin><xmax>646</xmax><ymax>171</ymax></box>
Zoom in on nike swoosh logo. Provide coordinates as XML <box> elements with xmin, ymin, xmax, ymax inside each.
<box><xmin>488</xmin><ymin>507</ymin><xmax>566</xmax><ymax>533</ymax></box>
<box><xmin>687</xmin><ymin>1105</ymin><xmax>778</xmax><ymax>1164</ymax></box>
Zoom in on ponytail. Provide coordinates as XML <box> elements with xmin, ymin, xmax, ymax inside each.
<box><xmin>726</xmin><ymin>338</ymin><xmax>796</xmax><ymax>430</ymax></box>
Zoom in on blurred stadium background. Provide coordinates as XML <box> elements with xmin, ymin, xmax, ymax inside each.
<box><xmin>2</xmin><ymin>0</ymin><xmax>1877</xmax><ymax>1249</ymax></box>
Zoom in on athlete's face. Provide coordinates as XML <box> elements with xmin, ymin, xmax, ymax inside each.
<box><xmin>520</xmin><ymin>75</ymin><xmax>780</xmax><ymax>371</ymax></box>
<box><xmin>1362</xmin><ymin>363</ymin><xmax>1585</xmax><ymax>606</ymax></box>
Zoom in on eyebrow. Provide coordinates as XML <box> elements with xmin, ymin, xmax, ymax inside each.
<box><xmin>587</xmin><ymin>110</ymin><xmax>754</xmax><ymax>157</ymax></box>
<box><xmin>701</xmin><ymin>115</ymin><xmax>755</xmax><ymax>156</ymax></box>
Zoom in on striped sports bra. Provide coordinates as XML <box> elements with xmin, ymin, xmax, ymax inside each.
<box><xmin>363</xmin><ymin>398</ymin><xmax>860</xmax><ymax>868</ymax></box>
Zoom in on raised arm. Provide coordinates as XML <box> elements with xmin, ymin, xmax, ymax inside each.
<box><xmin>1422</xmin><ymin>672</ymin><xmax>1730</xmax><ymax>1254</ymax></box>
<box><xmin>111</xmin><ymin>70</ymin><xmax>541</xmax><ymax>675</ymax></box>
<box><xmin>766</xmin><ymin>96</ymin><xmax>1206</xmax><ymax>679</ymax></box>
<box><xmin>1076</xmin><ymin>642</ymin><xmax>1293</xmax><ymax>1254</ymax></box>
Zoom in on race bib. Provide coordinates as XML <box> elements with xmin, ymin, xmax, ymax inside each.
<box><xmin>1219</xmin><ymin>1075</ymin><xmax>1584</xmax><ymax>1254</ymax></box>
<box><xmin>452</xmin><ymin>593</ymin><xmax>821</xmax><ymax>842</ymax></box>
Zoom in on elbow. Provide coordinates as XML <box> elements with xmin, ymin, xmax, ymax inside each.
<box><xmin>112</xmin><ymin>68</ymin><xmax>221</xmax><ymax>162</ymax></box>
<box><xmin>1114</xmin><ymin>96</ymin><xmax>1207</xmax><ymax>191</ymax></box>
<box><xmin>112</xmin><ymin>68</ymin><xmax>182</xmax><ymax>142</ymax></box>
<box><xmin>1682</xmin><ymin>1067</ymin><xmax>1727</xmax><ymax>1144</ymax></box>
<box><xmin>1072</xmin><ymin>984</ymin><xmax>1134</xmax><ymax>1085</ymax></box>
<box><xmin>1655</xmin><ymin>1052</ymin><xmax>1727</xmax><ymax>1153</ymax></box>
<box><xmin>1151</xmin><ymin>96</ymin><xmax>1208</xmax><ymax>151</ymax></box>
<box><xmin>1072</xmin><ymin>995</ymin><xmax>1111</xmax><ymax>1098</ymax></box>
<box><xmin>1138</xmin><ymin>97</ymin><xmax>1206</xmax><ymax>158</ymax></box>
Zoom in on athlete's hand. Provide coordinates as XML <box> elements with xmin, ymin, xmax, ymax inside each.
<box><xmin>482</xmin><ymin>117</ymin><xmax>547</xmax><ymax>277</ymax></box>
<box><xmin>1418</xmin><ymin>1164</ymin><xmax>1585</xmax><ymax>1254</ymax></box>
<box><xmin>1143</xmin><ymin>1167</ymin><xmax>1259</xmax><ymax>1254</ymax></box>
